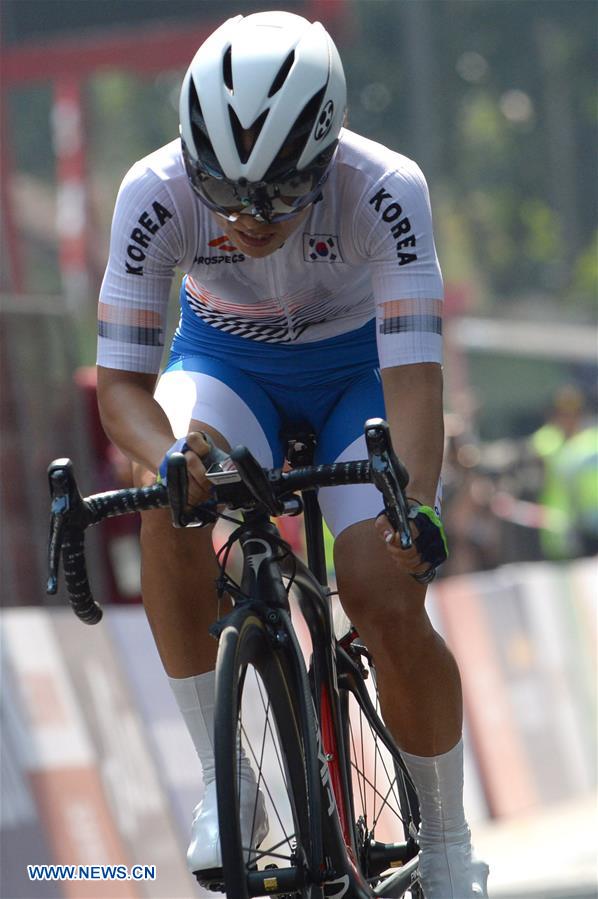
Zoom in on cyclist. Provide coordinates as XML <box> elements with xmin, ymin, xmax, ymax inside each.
<box><xmin>96</xmin><ymin>11</ymin><xmax>488</xmax><ymax>898</ymax></box>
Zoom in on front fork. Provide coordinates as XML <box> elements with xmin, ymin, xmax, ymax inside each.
<box><xmin>236</xmin><ymin>521</ymin><xmax>370</xmax><ymax>894</ymax></box>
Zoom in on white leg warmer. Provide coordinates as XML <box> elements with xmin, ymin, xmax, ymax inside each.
<box><xmin>168</xmin><ymin>669</ymin><xmax>255</xmax><ymax>791</ymax></box>
<box><xmin>169</xmin><ymin>670</ymin><xmax>217</xmax><ymax>785</ymax></box>
<box><xmin>401</xmin><ymin>738</ymin><xmax>474</xmax><ymax>899</ymax></box>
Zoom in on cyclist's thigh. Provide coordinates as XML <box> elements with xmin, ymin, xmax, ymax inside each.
<box><xmin>316</xmin><ymin>368</ymin><xmax>386</xmax><ymax>539</ymax></box>
<box><xmin>154</xmin><ymin>353</ymin><xmax>282</xmax><ymax>467</ymax></box>
<box><xmin>317</xmin><ymin>368</ymin><xmax>442</xmax><ymax>539</ymax></box>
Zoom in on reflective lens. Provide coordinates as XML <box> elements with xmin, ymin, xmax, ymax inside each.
<box><xmin>182</xmin><ymin>142</ymin><xmax>337</xmax><ymax>223</ymax></box>
<box><xmin>196</xmin><ymin>172</ymin><xmax>319</xmax><ymax>222</ymax></box>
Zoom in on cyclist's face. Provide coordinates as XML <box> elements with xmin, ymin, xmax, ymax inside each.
<box><xmin>214</xmin><ymin>205</ymin><xmax>310</xmax><ymax>258</ymax></box>
<box><xmin>207</xmin><ymin>127</ymin><xmax>312</xmax><ymax>257</ymax></box>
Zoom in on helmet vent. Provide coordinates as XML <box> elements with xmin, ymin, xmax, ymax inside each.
<box><xmin>223</xmin><ymin>45</ymin><xmax>233</xmax><ymax>92</ymax></box>
<box><xmin>268</xmin><ymin>50</ymin><xmax>295</xmax><ymax>98</ymax></box>
<box><xmin>263</xmin><ymin>86</ymin><xmax>326</xmax><ymax>182</ymax></box>
<box><xmin>229</xmin><ymin>106</ymin><xmax>269</xmax><ymax>164</ymax></box>
<box><xmin>188</xmin><ymin>79</ymin><xmax>220</xmax><ymax>172</ymax></box>
<box><xmin>189</xmin><ymin>81</ymin><xmax>206</xmax><ymax>133</ymax></box>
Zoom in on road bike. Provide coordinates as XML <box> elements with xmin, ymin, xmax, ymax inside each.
<box><xmin>47</xmin><ymin>418</ymin><xmax>427</xmax><ymax>898</ymax></box>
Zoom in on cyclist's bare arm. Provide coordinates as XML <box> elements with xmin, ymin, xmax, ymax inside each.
<box><xmin>96</xmin><ymin>366</ymin><xmax>211</xmax><ymax>501</ymax></box>
<box><xmin>97</xmin><ymin>366</ymin><xmax>171</xmax><ymax>471</ymax></box>
<box><xmin>378</xmin><ymin>362</ymin><xmax>444</xmax><ymax>576</ymax></box>
<box><xmin>381</xmin><ymin>362</ymin><xmax>444</xmax><ymax>508</ymax></box>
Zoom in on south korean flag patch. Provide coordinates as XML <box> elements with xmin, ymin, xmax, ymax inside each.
<box><xmin>303</xmin><ymin>233</ymin><xmax>343</xmax><ymax>263</ymax></box>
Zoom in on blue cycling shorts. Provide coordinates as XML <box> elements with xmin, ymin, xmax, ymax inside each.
<box><xmin>155</xmin><ymin>312</ymin><xmax>387</xmax><ymax>537</ymax></box>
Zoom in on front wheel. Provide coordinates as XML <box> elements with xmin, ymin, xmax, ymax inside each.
<box><xmin>214</xmin><ymin>607</ymin><xmax>319</xmax><ymax>899</ymax></box>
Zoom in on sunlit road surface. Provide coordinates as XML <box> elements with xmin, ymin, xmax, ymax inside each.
<box><xmin>471</xmin><ymin>792</ymin><xmax>598</xmax><ymax>899</ymax></box>
<box><xmin>3</xmin><ymin>603</ymin><xmax>595</xmax><ymax>899</ymax></box>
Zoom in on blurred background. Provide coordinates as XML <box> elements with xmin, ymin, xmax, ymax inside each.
<box><xmin>1</xmin><ymin>1</ymin><xmax>596</xmax><ymax>897</ymax></box>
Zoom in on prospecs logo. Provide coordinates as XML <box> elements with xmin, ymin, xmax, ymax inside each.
<box><xmin>369</xmin><ymin>188</ymin><xmax>417</xmax><ymax>266</ymax></box>
<box><xmin>124</xmin><ymin>200</ymin><xmax>173</xmax><ymax>275</ymax></box>
<box><xmin>195</xmin><ymin>235</ymin><xmax>245</xmax><ymax>265</ymax></box>
<box><xmin>303</xmin><ymin>234</ymin><xmax>343</xmax><ymax>263</ymax></box>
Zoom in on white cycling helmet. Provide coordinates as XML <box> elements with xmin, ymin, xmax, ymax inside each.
<box><xmin>179</xmin><ymin>10</ymin><xmax>346</xmax><ymax>222</ymax></box>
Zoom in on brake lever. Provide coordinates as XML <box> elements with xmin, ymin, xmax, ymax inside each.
<box><xmin>166</xmin><ymin>452</ymin><xmax>190</xmax><ymax>527</ymax></box>
<box><xmin>364</xmin><ymin>418</ymin><xmax>412</xmax><ymax>549</ymax></box>
<box><xmin>47</xmin><ymin>493</ymin><xmax>67</xmax><ymax>594</ymax></box>
<box><xmin>47</xmin><ymin>458</ymin><xmax>92</xmax><ymax>593</ymax></box>
<box><xmin>166</xmin><ymin>434</ymin><xmax>233</xmax><ymax>527</ymax></box>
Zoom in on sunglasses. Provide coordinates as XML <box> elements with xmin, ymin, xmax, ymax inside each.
<box><xmin>182</xmin><ymin>142</ymin><xmax>337</xmax><ymax>223</ymax></box>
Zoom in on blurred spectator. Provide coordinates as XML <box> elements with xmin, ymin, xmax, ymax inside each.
<box><xmin>550</xmin><ymin>422</ymin><xmax>598</xmax><ymax>558</ymax></box>
<box><xmin>441</xmin><ymin>413</ymin><xmax>503</xmax><ymax>575</ymax></box>
<box><xmin>528</xmin><ymin>385</ymin><xmax>589</xmax><ymax>560</ymax></box>
<box><xmin>530</xmin><ymin>384</ymin><xmax>585</xmax><ymax>460</ymax></box>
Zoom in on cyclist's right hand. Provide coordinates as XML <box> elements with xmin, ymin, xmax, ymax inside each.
<box><xmin>158</xmin><ymin>431</ymin><xmax>214</xmax><ymax>506</ymax></box>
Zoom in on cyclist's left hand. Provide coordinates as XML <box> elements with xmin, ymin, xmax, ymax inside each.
<box><xmin>375</xmin><ymin>503</ymin><xmax>448</xmax><ymax>581</ymax></box>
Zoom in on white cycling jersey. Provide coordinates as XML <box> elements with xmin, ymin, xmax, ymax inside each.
<box><xmin>98</xmin><ymin>128</ymin><xmax>443</xmax><ymax>374</ymax></box>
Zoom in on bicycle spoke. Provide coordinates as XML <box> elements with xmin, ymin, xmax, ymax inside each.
<box><xmin>253</xmin><ymin>673</ymin><xmax>290</xmax><ymax>786</ymax></box>
<box><xmin>360</xmin><ymin>703</ymin><xmax>371</xmax><ymax>823</ymax></box>
<box><xmin>371</xmin><ymin>746</ymin><xmax>402</xmax><ymax>809</ymax></box>
<box><xmin>356</xmin><ymin>712</ymin><xmax>404</xmax><ymax>806</ymax></box>
<box><xmin>238</xmin><ymin>672</ymin><xmax>301</xmax><ymax>864</ymax></box>
<box><xmin>250</xmin><ymin>687</ymin><xmax>271</xmax><ymax>850</ymax></box>
<box><xmin>349</xmin><ymin>761</ymin><xmax>406</xmax><ymax>826</ymax></box>
<box><xmin>350</xmin><ymin>715</ymin><xmax>368</xmax><ymax>826</ymax></box>
<box><xmin>349</xmin><ymin>708</ymin><xmax>406</xmax><ymax>821</ymax></box>
<box><xmin>343</xmin><ymin>653</ymin><xmax>422</xmax><ymax>881</ymax></box>
<box><xmin>372</xmin><ymin>780</ymin><xmax>403</xmax><ymax>831</ymax></box>
<box><xmin>239</xmin><ymin>721</ymin><xmax>295</xmax><ymax>852</ymax></box>
<box><xmin>242</xmin><ymin>835</ymin><xmax>301</xmax><ymax>866</ymax></box>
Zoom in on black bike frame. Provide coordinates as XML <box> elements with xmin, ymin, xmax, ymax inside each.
<box><xmin>231</xmin><ymin>509</ymin><xmax>373</xmax><ymax>898</ymax></box>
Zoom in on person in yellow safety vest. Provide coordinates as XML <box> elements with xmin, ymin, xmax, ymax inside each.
<box><xmin>530</xmin><ymin>385</ymin><xmax>589</xmax><ymax>559</ymax></box>
<box><xmin>557</xmin><ymin>424</ymin><xmax>598</xmax><ymax>557</ymax></box>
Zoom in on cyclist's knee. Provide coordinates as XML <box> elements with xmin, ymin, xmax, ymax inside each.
<box><xmin>334</xmin><ymin>519</ymin><xmax>426</xmax><ymax>625</ymax></box>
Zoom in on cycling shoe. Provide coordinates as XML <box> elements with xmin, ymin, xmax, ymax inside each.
<box><xmin>187</xmin><ymin>780</ymin><xmax>269</xmax><ymax>879</ymax></box>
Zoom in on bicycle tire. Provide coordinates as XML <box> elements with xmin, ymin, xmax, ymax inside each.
<box><xmin>214</xmin><ymin>606</ymin><xmax>318</xmax><ymax>899</ymax></box>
